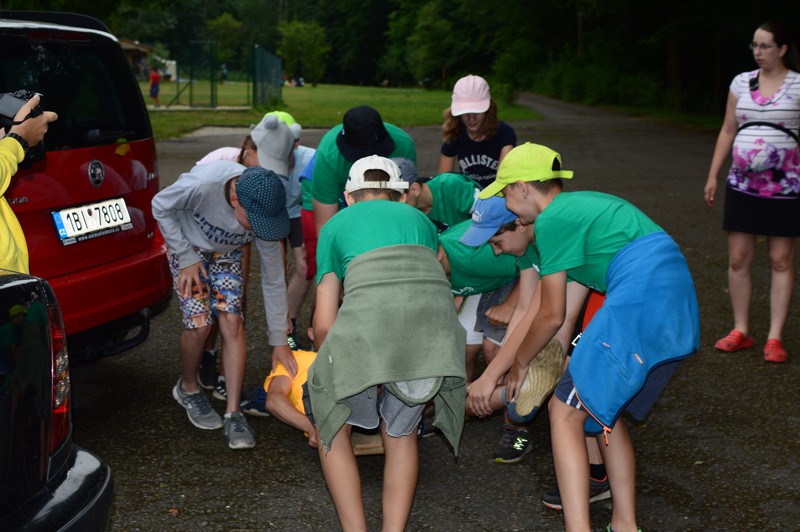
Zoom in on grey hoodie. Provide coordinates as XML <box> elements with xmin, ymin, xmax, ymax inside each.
<box><xmin>152</xmin><ymin>161</ymin><xmax>252</xmax><ymax>269</ymax></box>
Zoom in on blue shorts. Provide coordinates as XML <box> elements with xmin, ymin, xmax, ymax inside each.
<box><xmin>554</xmin><ymin>360</ymin><xmax>681</xmax><ymax>435</ymax></box>
<box><xmin>168</xmin><ymin>248</ymin><xmax>245</xmax><ymax>329</ymax></box>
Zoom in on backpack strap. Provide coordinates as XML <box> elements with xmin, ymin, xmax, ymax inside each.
<box><xmin>738</xmin><ymin>121</ymin><xmax>799</xmax><ymax>145</ymax></box>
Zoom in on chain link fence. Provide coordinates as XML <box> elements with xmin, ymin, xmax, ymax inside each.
<box><xmin>150</xmin><ymin>42</ymin><xmax>281</xmax><ymax>108</ymax></box>
<box><xmin>252</xmin><ymin>45</ymin><xmax>282</xmax><ymax>107</ymax></box>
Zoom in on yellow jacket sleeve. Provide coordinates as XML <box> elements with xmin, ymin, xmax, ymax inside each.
<box><xmin>0</xmin><ymin>136</ymin><xmax>30</xmax><ymax>273</ymax></box>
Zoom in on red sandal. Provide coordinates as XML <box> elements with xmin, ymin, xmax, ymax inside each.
<box><xmin>714</xmin><ymin>329</ymin><xmax>754</xmax><ymax>352</ymax></box>
<box><xmin>764</xmin><ymin>339</ymin><xmax>788</xmax><ymax>363</ymax></box>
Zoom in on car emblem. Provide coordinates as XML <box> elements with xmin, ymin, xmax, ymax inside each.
<box><xmin>88</xmin><ymin>160</ymin><xmax>105</xmax><ymax>187</ymax></box>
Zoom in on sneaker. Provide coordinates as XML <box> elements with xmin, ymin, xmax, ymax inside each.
<box><xmin>212</xmin><ymin>377</ymin><xmax>227</xmax><ymax>401</ymax></box>
<box><xmin>513</xmin><ymin>339</ymin><xmax>564</xmax><ymax>417</ymax></box>
<box><xmin>172</xmin><ymin>378</ymin><xmax>223</xmax><ymax>430</ymax></box>
<box><xmin>714</xmin><ymin>329</ymin><xmax>754</xmax><ymax>352</ymax></box>
<box><xmin>493</xmin><ymin>424</ymin><xmax>532</xmax><ymax>464</ymax></box>
<box><xmin>287</xmin><ymin>334</ymin><xmax>307</xmax><ymax>351</ymax></box>
<box><xmin>417</xmin><ymin>412</ymin><xmax>437</xmax><ymax>439</ymax></box>
<box><xmin>240</xmin><ymin>386</ymin><xmax>270</xmax><ymax>417</ymax></box>
<box><xmin>764</xmin><ymin>338</ymin><xmax>788</xmax><ymax>363</ymax></box>
<box><xmin>198</xmin><ymin>349</ymin><xmax>218</xmax><ymax>390</ymax></box>
<box><xmin>223</xmin><ymin>412</ymin><xmax>256</xmax><ymax>449</ymax></box>
<box><xmin>541</xmin><ymin>476</ymin><xmax>612</xmax><ymax>510</ymax></box>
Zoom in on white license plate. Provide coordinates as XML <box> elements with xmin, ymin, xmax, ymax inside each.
<box><xmin>52</xmin><ymin>198</ymin><xmax>132</xmax><ymax>243</ymax></box>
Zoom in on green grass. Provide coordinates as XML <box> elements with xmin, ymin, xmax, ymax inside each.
<box><xmin>140</xmin><ymin>81</ymin><xmax>541</xmax><ymax>140</ymax></box>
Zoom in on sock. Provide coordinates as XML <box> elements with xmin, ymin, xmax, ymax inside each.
<box><xmin>590</xmin><ymin>463</ymin><xmax>607</xmax><ymax>481</ymax></box>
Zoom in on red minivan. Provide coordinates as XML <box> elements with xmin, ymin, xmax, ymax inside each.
<box><xmin>1</xmin><ymin>12</ymin><xmax>171</xmax><ymax>360</ymax></box>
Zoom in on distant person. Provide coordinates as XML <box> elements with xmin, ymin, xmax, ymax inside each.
<box><xmin>439</xmin><ymin>75</ymin><xmax>516</xmax><ymax>188</ymax></box>
<box><xmin>1</xmin><ymin>94</ymin><xmax>58</xmax><ymax>273</ymax></box>
<box><xmin>149</xmin><ymin>67</ymin><xmax>161</xmax><ymax>107</ymax></box>
<box><xmin>309</xmin><ymin>156</ymin><xmax>466</xmax><ymax>531</ymax></box>
<box><xmin>704</xmin><ymin>20</ymin><xmax>800</xmax><ymax>363</ymax></box>
<box><xmin>151</xmin><ymin>162</ymin><xmax>290</xmax><ymax>450</ymax></box>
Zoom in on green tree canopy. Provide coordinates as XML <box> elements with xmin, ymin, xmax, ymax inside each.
<box><xmin>277</xmin><ymin>20</ymin><xmax>331</xmax><ymax>86</ymax></box>
<box><xmin>207</xmin><ymin>13</ymin><xmax>244</xmax><ymax>69</ymax></box>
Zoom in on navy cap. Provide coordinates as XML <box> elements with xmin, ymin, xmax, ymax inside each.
<box><xmin>335</xmin><ymin>106</ymin><xmax>395</xmax><ymax>163</ymax></box>
<box><xmin>235</xmin><ymin>166</ymin><xmax>290</xmax><ymax>241</ymax></box>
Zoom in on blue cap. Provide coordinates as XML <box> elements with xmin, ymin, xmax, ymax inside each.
<box><xmin>459</xmin><ymin>196</ymin><xmax>518</xmax><ymax>247</ymax></box>
<box><xmin>235</xmin><ymin>166</ymin><xmax>290</xmax><ymax>241</ymax></box>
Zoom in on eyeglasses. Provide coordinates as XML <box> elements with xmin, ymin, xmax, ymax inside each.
<box><xmin>749</xmin><ymin>42</ymin><xmax>776</xmax><ymax>51</ymax></box>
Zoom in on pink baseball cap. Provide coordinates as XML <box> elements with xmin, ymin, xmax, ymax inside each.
<box><xmin>451</xmin><ymin>75</ymin><xmax>491</xmax><ymax>116</ymax></box>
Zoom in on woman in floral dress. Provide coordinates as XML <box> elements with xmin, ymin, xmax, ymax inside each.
<box><xmin>705</xmin><ymin>20</ymin><xmax>800</xmax><ymax>363</ymax></box>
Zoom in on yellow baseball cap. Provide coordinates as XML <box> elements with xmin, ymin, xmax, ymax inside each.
<box><xmin>479</xmin><ymin>142</ymin><xmax>573</xmax><ymax>199</ymax></box>
<box><xmin>264</xmin><ymin>110</ymin><xmax>301</xmax><ymax>139</ymax></box>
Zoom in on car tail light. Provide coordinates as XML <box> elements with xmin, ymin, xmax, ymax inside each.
<box><xmin>48</xmin><ymin>304</ymin><xmax>71</xmax><ymax>454</ymax></box>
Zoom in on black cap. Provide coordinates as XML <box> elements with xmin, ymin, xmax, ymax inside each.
<box><xmin>335</xmin><ymin>106</ymin><xmax>395</xmax><ymax>163</ymax></box>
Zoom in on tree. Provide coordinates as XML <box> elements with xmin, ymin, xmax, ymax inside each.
<box><xmin>207</xmin><ymin>13</ymin><xmax>244</xmax><ymax>69</ymax></box>
<box><xmin>406</xmin><ymin>1</ymin><xmax>453</xmax><ymax>88</ymax></box>
<box><xmin>277</xmin><ymin>20</ymin><xmax>331</xmax><ymax>86</ymax></box>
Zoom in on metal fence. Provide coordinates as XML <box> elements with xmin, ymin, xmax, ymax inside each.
<box><xmin>252</xmin><ymin>45</ymin><xmax>282</xmax><ymax>107</ymax></box>
<box><xmin>157</xmin><ymin>41</ymin><xmax>281</xmax><ymax>108</ymax></box>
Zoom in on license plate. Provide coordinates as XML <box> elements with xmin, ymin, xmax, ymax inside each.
<box><xmin>52</xmin><ymin>198</ymin><xmax>133</xmax><ymax>245</ymax></box>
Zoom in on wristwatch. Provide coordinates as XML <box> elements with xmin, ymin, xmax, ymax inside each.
<box><xmin>6</xmin><ymin>132</ymin><xmax>29</xmax><ymax>155</ymax></box>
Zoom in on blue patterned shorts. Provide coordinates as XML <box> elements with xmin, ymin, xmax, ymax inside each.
<box><xmin>168</xmin><ymin>247</ymin><xmax>245</xmax><ymax>329</ymax></box>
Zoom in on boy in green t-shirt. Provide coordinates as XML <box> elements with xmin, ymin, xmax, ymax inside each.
<box><xmin>479</xmin><ymin>143</ymin><xmax>699</xmax><ymax>532</ymax></box>
<box><xmin>402</xmin><ymin>170</ymin><xmax>481</xmax><ymax>231</ymax></box>
<box><xmin>309</xmin><ymin>155</ymin><xmax>466</xmax><ymax>532</ymax></box>
<box><xmin>311</xmin><ymin>105</ymin><xmax>416</xmax><ymax>235</ymax></box>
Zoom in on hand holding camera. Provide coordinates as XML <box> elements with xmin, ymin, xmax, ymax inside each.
<box><xmin>0</xmin><ymin>91</ymin><xmax>58</xmax><ymax>159</ymax></box>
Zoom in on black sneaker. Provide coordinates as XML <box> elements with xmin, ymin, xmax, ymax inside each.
<box><xmin>288</xmin><ymin>333</ymin><xmax>309</xmax><ymax>351</ymax></box>
<box><xmin>198</xmin><ymin>349</ymin><xmax>218</xmax><ymax>390</ymax></box>
<box><xmin>212</xmin><ymin>377</ymin><xmax>227</xmax><ymax>401</ymax></box>
<box><xmin>417</xmin><ymin>412</ymin><xmax>437</xmax><ymax>439</ymax></box>
<box><xmin>541</xmin><ymin>476</ymin><xmax>612</xmax><ymax>510</ymax></box>
<box><xmin>493</xmin><ymin>424</ymin><xmax>532</xmax><ymax>463</ymax></box>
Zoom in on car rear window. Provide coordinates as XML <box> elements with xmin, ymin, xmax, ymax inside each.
<box><xmin>0</xmin><ymin>27</ymin><xmax>151</xmax><ymax>150</ymax></box>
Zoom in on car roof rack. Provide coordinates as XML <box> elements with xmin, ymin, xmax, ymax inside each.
<box><xmin>0</xmin><ymin>11</ymin><xmax>109</xmax><ymax>32</ymax></box>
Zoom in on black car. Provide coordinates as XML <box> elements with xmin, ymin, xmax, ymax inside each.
<box><xmin>0</xmin><ymin>270</ymin><xmax>112</xmax><ymax>530</ymax></box>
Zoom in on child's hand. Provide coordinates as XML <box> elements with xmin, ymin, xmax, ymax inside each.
<box><xmin>505</xmin><ymin>358</ymin><xmax>529</xmax><ymax>404</ymax></box>
<box><xmin>486</xmin><ymin>302</ymin><xmax>514</xmax><ymax>327</ymax></box>
<box><xmin>272</xmin><ymin>345</ymin><xmax>298</xmax><ymax>378</ymax></box>
<box><xmin>177</xmin><ymin>262</ymin><xmax>208</xmax><ymax>299</ymax></box>
<box><xmin>466</xmin><ymin>375</ymin><xmax>495</xmax><ymax>418</ymax></box>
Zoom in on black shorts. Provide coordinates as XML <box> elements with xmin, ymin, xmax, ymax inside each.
<box><xmin>286</xmin><ymin>216</ymin><xmax>304</xmax><ymax>249</ymax></box>
<box><xmin>723</xmin><ymin>186</ymin><xmax>800</xmax><ymax>237</ymax></box>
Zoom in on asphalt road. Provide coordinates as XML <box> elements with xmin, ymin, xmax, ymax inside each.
<box><xmin>70</xmin><ymin>94</ymin><xmax>800</xmax><ymax>531</ymax></box>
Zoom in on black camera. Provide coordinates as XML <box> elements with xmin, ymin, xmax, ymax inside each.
<box><xmin>0</xmin><ymin>90</ymin><xmax>45</xmax><ymax>163</ymax></box>
<box><xmin>0</xmin><ymin>90</ymin><xmax>43</xmax><ymax>132</ymax></box>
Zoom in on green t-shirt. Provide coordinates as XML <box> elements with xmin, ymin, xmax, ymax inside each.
<box><xmin>439</xmin><ymin>220</ymin><xmax>519</xmax><ymax>296</ymax></box>
<box><xmin>316</xmin><ymin>200</ymin><xmax>438</xmax><ymax>283</ymax></box>
<box><xmin>518</xmin><ymin>243</ymin><xmax>540</xmax><ymax>273</ymax></box>
<box><xmin>426</xmin><ymin>173</ymin><xmax>481</xmax><ymax>230</ymax></box>
<box><xmin>535</xmin><ymin>191</ymin><xmax>662</xmax><ymax>292</ymax></box>
<box><xmin>311</xmin><ymin>123</ymin><xmax>417</xmax><ymax>205</ymax></box>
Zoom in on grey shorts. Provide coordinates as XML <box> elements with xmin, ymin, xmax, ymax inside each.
<box><xmin>302</xmin><ymin>383</ymin><xmax>425</xmax><ymax>438</ymax></box>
